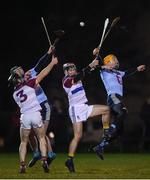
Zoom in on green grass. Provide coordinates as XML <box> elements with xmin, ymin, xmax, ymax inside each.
<box><xmin>0</xmin><ymin>153</ymin><xmax>150</xmax><ymax>179</ymax></box>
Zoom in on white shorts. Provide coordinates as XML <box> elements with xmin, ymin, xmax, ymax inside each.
<box><xmin>20</xmin><ymin>111</ymin><xmax>43</xmax><ymax>129</ymax></box>
<box><xmin>69</xmin><ymin>104</ymin><xmax>93</xmax><ymax>123</ymax></box>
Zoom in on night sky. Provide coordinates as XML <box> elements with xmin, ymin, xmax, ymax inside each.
<box><xmin>1</xmin><ymin>0</ymin><xmax>150</xmax><ymax>111</ymax></box>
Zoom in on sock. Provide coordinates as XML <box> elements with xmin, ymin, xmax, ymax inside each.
<box><xmin>100</xmin><ymin>138</ymin><xmax>109</xmax><ymax>147</ymax></box>
<box><xmin>102</xmin><ymin>120</ymin><xmax>109</xmax><ymax>136</ymax></box>
<box><xmin>48</xmin><ymin>151</ymin><xmax>56</xmax><ymax>158</ymax></box>
<box><xmin>68</xmin><ymin>153</ymin><xmax>74</xmax><ymax>161</ymax></box>
<box><xmin>20</xmin><ymin>161</ymin><xmax>26</xmax><ymax>166</ymax></box>
<box><xmin>108</xmin><ymin>124</ymin><xmax>116</xmax><ymax>136</ymax></box>
<box><xmin>99</xmin><ymin>125</ymin><xmax>116</xmax><ymax>148</ymax></box>
<box><xmin>33</xmin><ymin>150</ymin><xmax>41</xmax><ymax>158</ymax></box>
<box><xmin>103</xmin><ymin>124</ymin><xmax>117</xmax><ymax>143</ymax></box>
<box><xmin>41</xmin><ymin>156</ymin><xmax>47</xmax><ymax>163</ymax></box>
<box><xmin>110</xmin><ymin>124</ymin><xmax>116</xmax><ymax>129</ymax></box>
<box><xmin>103</xmin><ymin>122</ymin><xmax>109</xmax><ymax>129</ymax></box>
<box><xmin>103</xmin><ymin>128</ymin><xmax>109</xmax><ymax>136</ymax></box>
<box><xmin>102</xmin><ymin>120</ymin><xmax>109</xmax><ymax>129</ymax></box>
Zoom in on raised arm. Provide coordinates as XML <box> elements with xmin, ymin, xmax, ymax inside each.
<box><xmin>73</xmin><ymin>58</ymin><xmax>106</xmax><ymax>82</ymax></box>
<box><xmin>87</xmin><ymin>58</ymin><xmax>114</xmax><ymax>70</ymax></box>
<box><xmin>63</xmin><ymin>64</ymin><xmax>94</xmax><ymax>88</ymax></box>
<box><xmin>33</xmin><ymin>46</ymin><xmax>55</xmax><ymax>73</ymax></box>
<box><xmin>73</xmin><ymin>65</ymin><xmax>93</xmax><ymax>82</ymax></box>
<box><xmin>63</xmin><ymin>58</ymin><xmax>107</xmax><ymax>88</ymax></box>
<box><xmin>35</xmin><ymin>55</ymin><xmax>58</xmax><ymax>84</ymax></box>
<box><xmin>124</xmin><ymin>65</ymin><xmax>145</xmax><ymax>78</ymax></box>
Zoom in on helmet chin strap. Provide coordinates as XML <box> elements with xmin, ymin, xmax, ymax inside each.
<box><xmin>114</xmin><ymin>64</ymin><xmax>119</xmax><ymax>69</ymax></box>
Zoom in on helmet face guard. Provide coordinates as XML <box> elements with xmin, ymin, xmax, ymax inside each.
<box><xmin>8</xmin><ymin>66</ymin><xmax>24</xmax><ymax>86</ymax></box>
<box><xmin>10</xmin><ymin>66</ymin><xmax>21</xmax><ymax>74</ymax></box>
<box><xmin>63</xmin><ymin>63</ymin><xmax>77</xmax><ymax>71</ymax></box>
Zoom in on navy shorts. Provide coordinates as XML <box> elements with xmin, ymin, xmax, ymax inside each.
<box><xmin>107</xmin><ymin>94</ymin><xmax>123</xmax><ymax>107</ymax></box>
<box><xmin>107</xmin><ymin>93</ymin><xmax>126</xmax><ymax>111</ymax></box>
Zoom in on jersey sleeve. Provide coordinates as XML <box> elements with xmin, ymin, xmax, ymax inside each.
<box><xmin>29</xmin><ymin>68</ymin><xmax>37</xmax><ymax>78</ymax></box>
<box><xmin>74</xmin><ymin>65</ymin><xmax>94</xmax><ymax>82</ymax></box>
<box><xmin>62</xmin><ymin>76</ymin><xmax>74</xmax><ymax>88</ymax></box>
<box><xmin>27</xmin><ymin>78</ymin><xmax>36</xmax><ymax>88</ymax></box>
<box><xmin>123</xmin><ymin>68</ymin><xmax>137</xmax><ymax>78</ymax></box>
<box><xmin>33</xmin><ymin>53</ymin><xmax>51</xmax><ymax>74</ymax></box>
<box><xmin>63</xmin><ymin>65</ymin><xmax>99</xmax><ymax>87</ymax></box>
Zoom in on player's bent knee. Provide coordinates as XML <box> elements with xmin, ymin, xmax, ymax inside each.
<box><xmin>103</xmin><ymin>106</ymin><xmax>111</xmax><ymax>114</ymax></box>
<box><xmin>106</xmin><ymin>106</ymin><xmax>111</xmax><ymax>112</ymax></box>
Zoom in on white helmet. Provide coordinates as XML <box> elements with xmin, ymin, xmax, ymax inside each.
<box><xmin>63</xmin><ymin>63</ymin><xmax>77</xmax><ymax>71</ymax></box>
<box><xmin>8</xmin><ymin>66</ymin><xmax>24</xmax><ymax>86</ymax></box>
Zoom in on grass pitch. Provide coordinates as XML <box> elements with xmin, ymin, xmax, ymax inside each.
<box><xmin>0</xmin><ymin>153</ymin><xmax>150</xmax><ymax>179</ymax></box>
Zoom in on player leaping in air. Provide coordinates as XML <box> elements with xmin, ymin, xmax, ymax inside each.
<box><xmin>92</xmin><ymin>50</ymin><xmax>145</xmax><ymax>160</ymax></box>
<box><xmin>8</xmin><ymin>54</ymin><xmax>58</xmax><ymax>173</ymax></box>
<box><xmin>25</xmin><ymin>47</ymin><xmax>56</xmax><ymax>168</ymax></box>
<box><xmin>62</xmin><ymin>60</ymin><xmax>111</xmax><ymax>172</ymax></box>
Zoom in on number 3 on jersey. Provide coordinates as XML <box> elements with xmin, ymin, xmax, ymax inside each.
<box><xmin>16</xmin><ymin>90</ymin><xmax>27</xmax><ymax>103</ymax></box>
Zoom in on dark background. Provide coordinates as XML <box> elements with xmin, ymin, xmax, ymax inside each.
<box><xmin>1</xmin><ymin>0</ymin><xmax>150</xmax><ymax>152</ymax></box>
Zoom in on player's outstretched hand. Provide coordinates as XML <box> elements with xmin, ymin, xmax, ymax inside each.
<box><xmin>48</xmin><ymin>46</ymin><xmax>55</xmax><ymax>54</ymax></box>
<box><xmin>89</xmin><ymin>59</ymin><xmax>99</xmax><ymax>68</ymax></box>
<box><xmin>51</xmin><ymin>55</ymin><xmax>58</xmax><ymax>65</ymax></box>
<box><xmin>93</xmin><ymin>48</ymin><xmax>99</xmax><ymax>56</ymax></box>
<box><xmin>137</xmin><ymin>65</ymin><xmax>146</xmax><ymax>72</ymax></box>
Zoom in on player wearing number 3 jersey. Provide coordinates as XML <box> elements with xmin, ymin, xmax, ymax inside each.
<box><xmin>25</xmin><ymin>47</ymin><xmax>56</xmax><ymax>168</ymax></box>
<box><xmin>8</xmin><ymin>55</ymin><xmax>58</xmax><ymax>173</ymax></box>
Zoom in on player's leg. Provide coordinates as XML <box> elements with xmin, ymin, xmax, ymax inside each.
<box><xmin>112</xmin><ymin>103</ymin><xmax>127</xmax><ymax>133</ymax></box>
<box><xmin>28</xmin><ymin>130</ymin><xmax>41</xmax><ymax>167</ymax></box>
<box><xmin>19</xmin><ymin>128</ymin><xmax>31</xmax><ymax>173</ymax></box>
<box><xmin>42</xmin><ymin>101</ymin><xmax>56</xmax><ymax>165</ymax></box>
<box><xmin>28</xmin><ymin>130</ymin><xmax>39</xmax><ymax>153</ymax></box>
<box><xmin>92</xmin><ymin>96</ymin><xmax>128</xmax><ymax>159</ymax></box>
<box><xmin>89</xmin><ymin>104</ymin><xmax>111</xmax><ymax>133</ymax></box>
<box><xmin>92</xmin><ymin>102</ymin><xmax>127</xmax><ymax>160</ymax></box>
<box><xmin>30</xmin><ymin>111</ymin><xmax>49</xmax><ymax>172</ymax></box>
<box><xmin>65</xmin><ymin>122</ymin><xmax>83</xmax><ymax>172</ymax></box>
<box><xmin>106</xmin><ymin>94</ymin><xmax>128</xmax><ymax>139</ymax></box>
<box><xmin>34</xmin><ymin>125</ymin><xmax>49</xmax><ymax>173</ymax></box>
<box><xmin>44</xmin><ymin>120</ymin><xmax>56</xmax><ymax>165</ymax></box>
<box><xmin>68</xmin><ymin>122</ymin><xmax>83</xmax><ymax>157</ymax></box>
<box><xmin>28</xmin><ymin>101</ymin><xmax>55</xmax><ymax>167</ymax></box>
<box><xmin>88</xmin><ymin>104</ymin><xmax>110</xmax><ymax>159</ymax></box>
